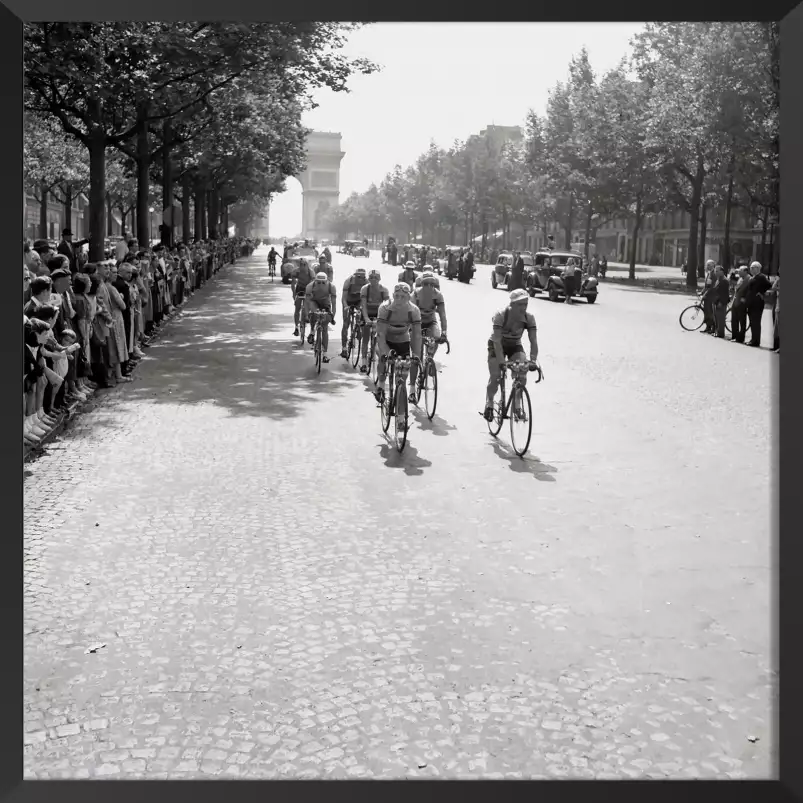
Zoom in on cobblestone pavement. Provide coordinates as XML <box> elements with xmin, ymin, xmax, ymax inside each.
<box><xmin>24</xmin><ymin>248</ymin><xmax>775</xmax><ymax>779</ymax></box>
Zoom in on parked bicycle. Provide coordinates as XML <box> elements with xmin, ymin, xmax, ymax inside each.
<box><xmin>379</xmin><ymin>350</ymin><xmax>414</xmax><ymax>452</ymax></box>
<box><xmin>344</xmin><ymin>306</ymin><xmax>362</xmax><ymax>369</ymax></box>
<box><xmin>410</xmin><ymin>334</ymin><xmax>450</xmax><ymax>420</ymax></box>
<box><xmin>679</xmin><ymin>291</ymin><xmax>750</xmax><ymax>336</ymax></box>
<box><xmin>309</xmin><ymin>309</ymin><xmax>331</xmax><ymax>374</ymax></box>
<box><xmin>481</xmin><ymin>361</ymin><xmax>543</xmax><ymax>457</ymax></box>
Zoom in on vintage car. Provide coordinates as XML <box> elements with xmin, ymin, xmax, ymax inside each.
<box><xmin>280</xmin><ymin>254</ymin><xmax>314</xmax><ymax>285</ymax></box>
<box><xmin>352</xmin><ymin>245</ymin><xmax>370</xmax><ymax>258</ymax></box>
<box><xmin>492</xmin><ymin>251</ymin><xmax>534</xmax><ymax>289</ymax></box>
<box><xmin>526</xmin><ymin>249</ymin><xmax>599</xmax><ymax>303</ymax></box>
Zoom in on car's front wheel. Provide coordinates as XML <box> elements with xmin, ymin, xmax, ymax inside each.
<box><xmin>491</xmin><ymin>273</ymin><xmax>498</xmax><ymax>289</ymax></box>
<box><xmin>549</xmin><ymin>285</ymin><xmax>560</xmax><ymax>302</ymax></box>
<box><xmin>586</xmin><ymin>293</ymin><xmax>597</xmax><ymax>304</ymax></box>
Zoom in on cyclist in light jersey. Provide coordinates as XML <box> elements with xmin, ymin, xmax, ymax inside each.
<box><xmin>304</xmin><ymin>272</ymin><xmax>337</xmax><ymax>362</ymax></box>
<box><xmin>414</xmin><ymin>266</ymin><xmax>441</xmax><ymax>289</ymax></box>
<box><xmin>317</xmin><ymin>254</ymin><xmax>333</xmax><ymax>282</ymax></box>
<box><xmin>412</xmin><ymin>271</ymin><xmax>448</xmax><ymax>368</ymax></box>
<box><xmin>374</xmin><ymin>283</ymin><xmax>422</xmax><ymax>404</ymax></box>
<box><xmin>340</xmin><ymin>267</ymin><xmax>368</xmax><ymax>358</ymax></box>
<box><xmin>290</xmin><ymin>257</ymin><xmax>316</xmax><ymax>337</ymax></box>
<box><xmin>398</xmin><ymin>261</ymin><xmax>417</xmax><ymax>290</ymax></box>
<box><xmin>484</xmin><ymin>288</ymin><xmax>539</xmax><ymax>421</ymax></box>
<box><xmin>359</xmin><ymin>270</ymin><xmax>390</xmax><ymax>373</ymax></box>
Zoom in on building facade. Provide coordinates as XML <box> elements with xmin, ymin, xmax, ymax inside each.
<box><xmin>24</xmin><ymin>191</ymin><xmax>125</xmax><ymax>242</ymax></box>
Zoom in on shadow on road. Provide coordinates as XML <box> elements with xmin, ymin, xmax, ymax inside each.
<box><xmin>411</xmin><ymin>407</ymin><xmax>457</xmax><ymax>437</ymax></box>
<box><xmin>123</xmin><ymin>265</ymin><xmax>358</xmax><ymax>421</ymax></box>
<box><xmin>489</xmin><ymin>439</ymin><xmax>558</xmax><ymax>482</ymax></box>
<box><xmin>603</xmin><ymin>281</ymin><xmax>695</xmax><ymax>297</ymax></box>
<box><xmin>377</xmin><ymin>440</ymin><xmax>432</xmax><ymax>476</ymax></box>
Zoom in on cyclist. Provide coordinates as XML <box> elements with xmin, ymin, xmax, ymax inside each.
<box><xmin>484</xmin><ymin>288</ymin><xmax>539</xmax><ymax>422</ymax></box>
<box><xmin>267</xmin><ymin>246</ymin><xmax>278</xmax><ymax>273</ymax></box>
<box><xmin>340</xmin><ymin>266</ymin><xmax>369</xmax><ymax>358</ymax></box>
<box><xmin>317</xmin><ymin>253</ymin><xmax>333</xmax><ymax>282</ymax></box>
<box><xmin>414</xmin><ymin>266</ymin><xmax>441</xmax><ymax>289</ymax></box>
<box><xmin>359</xmin><ymin>269</ymin><xmax>390</xmax><ymax>373</ymax></box>
<box><xmin>373</xmin><ymin>283</ymin><xmax>422</xmax><ymax>404</ymax></box>
<box><xmin>398</xmin><ymin>261</ymin><xmax>417</xmax><ymax>290</ymax></box>
<box><xmin>304</xmin><ymin>271</ymin><xmax>337</xmax><ymax>362</ymax></box>
<box><xmin>290</xmin><ymin>257</ymin><xmax>316</xmax><ymax>337</ymax></box>
<box><xmin>322</xmin><ymin>244</ymin><xmax>333</xmax><ymax>264</ymax></box>
<box><xmin>411</xmin><ymin>271</ymin><xmax>447</xmax><ymax>400</ymax></box>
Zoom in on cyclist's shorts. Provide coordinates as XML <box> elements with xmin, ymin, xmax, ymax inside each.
<box><xmin>365</xmin><ymin>306</ymin><xmax>380</xmax><ymax>320</ymax></box>
<box><xmin>385</xmin><ymin>340</ymin><xmax>411</xmax><ymax>358</ymax></box>
<box><xmin>487</xmin><ymin>338</ymin><xmax>525</xmax><ymax>360</ymax></box>
<box><xmin>423</xmin><ymin>320</ymin><xmax>441</xmax><ymax>341</ymax></box>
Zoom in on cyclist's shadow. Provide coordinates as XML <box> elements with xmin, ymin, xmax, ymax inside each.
<box><xmin>377</xmin><ymin>439</ymin><xmax>432</xmax><ymax>476</ymax></box>
<box><xmin>411</xmin><ymin>407</ymin><xmax>457</xmax><ymax>437</ymax></box>
<box><xmin>489</xmin><ymin>439</ymin><xmax>558</xmax><ymax>482</ymax></box>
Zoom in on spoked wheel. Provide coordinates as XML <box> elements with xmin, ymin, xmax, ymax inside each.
<box><xmin>394</xmin><ymin>383</ymin><xmax>409</xmax><ymax>452</ymax></box>
<box><xmin>679</xmin><ymin>304</ymin><xmax>705</xmax><ymax>331</ymax></box>
<box><xmin>351</xmin><ymin>325</ymin><xmax>362</xmax><ymax>369</ymax></box>
<box><xmin>423</xmin><ymin>359</ymin><xmax>438</xmax><ymax>420</ymax></box>
<box><xmin>315</xmin><ymin>326</ymin><xmax>323</xmax><ymax>374</ymax></box>
<box><xmin>380</xmin><ymin>366</ymin><xmax>393</xmax><ymax>433</ymax></box>
<box><xmin>509</xmin><ymin>384</ymin><xmax>533</xmax><ymax>457</ymax></box>
<box><xmin>369</xmin><ymin>336</ymin><xmax>379</xmax><ymax>384</ymax></box>
<box><xmin>487</xmin><ymin>383</ymin><xmax>505</xmax><ymax>437</ymax></box>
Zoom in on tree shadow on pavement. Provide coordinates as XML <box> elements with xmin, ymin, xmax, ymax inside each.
<box><xmin>411</xmin><ymin>407</ymin><xmax>457</xmax><ymax>437</ymax></box>
<box><xmin>377</xmin><ymin>440</ymin><xmax>432</xmax><ymax>476</ymax></box>
<box><xmin>603</xmin><ymin>282</ymin><xmax>695</xmax><ymax>297</ymax></box>
<box><xmin>123</xmin><ymin>268</ymin><xmax>358</xmax><ymax>421</ymax></box>
<box><xmin>489</xmin><ymin>439</ymin><xmax>558</xmax><ymax>482</ymax></box>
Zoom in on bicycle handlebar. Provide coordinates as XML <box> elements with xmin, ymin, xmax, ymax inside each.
<box><xmin>502</xmin><ymin>360</ymin><xmax>544</xmax><ymax>382</ymax></box>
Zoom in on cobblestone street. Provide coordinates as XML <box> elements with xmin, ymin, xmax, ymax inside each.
<box><xmin>24</xmin><ymin>248</ymin><xmax>775</xmax><ymax>780</ymax></box>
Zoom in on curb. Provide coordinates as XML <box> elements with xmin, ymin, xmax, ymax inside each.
<box><xmin>23</xmin><ymin>260</ymin><xmax>236</xmax><ymax>464</ymax></box>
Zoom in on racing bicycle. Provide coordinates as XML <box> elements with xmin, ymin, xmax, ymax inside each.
<box><xmin>344</xmin><ymin>305</ymin><xmax>363</xmax><ymax>369</ymax></box>
<box><xmin>268</xmin><ymin>259</ymin><xmax>276</xmax><ymax>280</ymax></box>
<box><xmin>410</xmin><ymin>334</ymin><xmax>450</xmax><ymax>420</ymax></box>
<box><xmin>482</xmin><ymin>361</ymin><xmax>543</xmax><ymax>458</ymax></box>
<box><xmin>364</xmin><ymin>319</ymin><xmax>379</xmax><ymax>383</ymax></box>
<box><xmin>309</xmin><ymin>309</ymin><xmax>331</xmax><ymax>375</ymax></box>
<box><xmin>379</xmin><ymin>350</ymin><xmax>414</xmax><ymax>452</ymax></box>
<box><xmin>296</xmin><ymin>293</ymin><xmax>307</xmax><ymax>345</ymax></box>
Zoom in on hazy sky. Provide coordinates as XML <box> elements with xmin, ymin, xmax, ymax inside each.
<box><xmin>270</xmin><ymin>22</ymin><xmax>645</xmax><ymax>236</ymax></box>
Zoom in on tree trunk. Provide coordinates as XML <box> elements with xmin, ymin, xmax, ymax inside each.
<box><xmin>697</xmin><ymin>203</ymin><xmax>708</xmax><ymax>272</ymax></box>
<box><xmin>136</xmin><ymin>107</ymin><xmax>150</xmax><ymax>247</ymax></box>
<box><xmin>450</xmin><ymin>223</ymin><xmax>455</xmax><ymax>245</ymax></box>
<box><xmin>221</xmin><ymin>204</ymin><xmax>229</xmax><ymax>234</ymax></box>
<box><xmin>723</xmin><ymin>172</ymin><xmax>734</xmax><ymax>271</ymax></box>
<box><xmin>130</xmin><ymin>206</ymin><xmax>137</xmax><ymax>242</ymax></box>
<box><xmin>119</xmin><ymin>206</ymin><xmax>127</xmax><ymax>239</ymax></box>
<box><xmin>194</xmin><ymin>180</ymin><xmax>204</xmax><ymax>241</ymax></box>
<box><xmin>106</xmin><ymin>194</ymin><xmax>113</xmax><ymax>237</ymax></box>
<box><xmin>685</xmin><ymin>153</ymin><xmax>705</xmax><ymax>288</ymax></box>
<box><xmin>760</xmin><ymin>209</ymin><xmax>768</xmax><ymax>264</ymax></box>
<box><xmin>161</xmin><ymin>119</ymin><xmax>173</xmax><ymax>247</ymax></box>
<box><xmin>629</xmin><ymin>191</ymin><xmax>643</xmax><ymax>281</ymax></box>
<box><xmin>208</xmin><ymin>191</ymin><xmax>219</xmax><ymax>239</ymax></box>
<box><xmin>181</xmin><ymin>172</ymin><xmax>191</xmax><ymax>244</ymax></box>
<box><xmin>63</xmin><ymin>185</ymin><xmax>73</xmax><ymax>234</ymax></box>
<box><xmin>584</xmin><ymin>200</ymin><xmax>593</xmax><ymax>262</ymax></box>
<box><xmin>87</xmin><ymin>121</ymin><xmax>107</xmax><ymax>262</ymax></box>
<box><xmin>39</xmin><ymin>181</ymin><xmax>48</xmax><ymax>239</ymax></box>
<box><xmin>564</xmin><ymin>193</ymin><xmax>574</xmax><ymax>250</ymax></box>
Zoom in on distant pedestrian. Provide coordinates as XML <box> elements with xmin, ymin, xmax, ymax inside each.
<box><xmin>745</xmin><ymin>261</ymin><xmax>772</xmax><ymax>348</ymax></box>
<box><xmin>599</xmin><ymin>254</ymin><xmax>607</xmax><ymax>278</ymax></box>
<box><xmin>711</xmin><ymin>266</ymin><xmax>729</xmax><ymax>338</ymax></box>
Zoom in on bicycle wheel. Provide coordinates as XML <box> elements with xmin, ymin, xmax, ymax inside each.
<box><xmin>351</xmin><ymin>322</ymin><xmax>362</xmax><ymax>368</ymax></box>
<box><xmin>509</xmin><ymin>383</ymin><xmax>533</xmax><ymax>457</ymax></box>
<box><xmin>423</xmin><ymin>358</ymin><xmax>438</xmax><ymax>420</ymax></box>
<box><xmin>369</xmin><ymin>334</ymin><xmax>379</xmax><ymax>384</ymax></box>
<box><xmin>679</xmin><ymin>304</ymin><xmax>705</xmax><ymax>331</ymax></box>
<box><xmin>380</xmin><ymin>361</ymin><xmax>393</xmax><ymax>433</ymax></box>
<box><xmin>725</xmin><ymin>302</ymin><xmax>733</xmax><ymax>334</ymax></box>
<box><xmin>394</xmin><ymin>382</ymin><xmax>409</xmax><ymax>452</ymax></box>
<box><xmin>487</xmin><ymin>377</ymin><xmax>505</xmax><ymax>437</ymax></box>
<box><xmin>315</xmin><ymin>325</ymin><xmax>322</xmax><ymax>374</ymax></box>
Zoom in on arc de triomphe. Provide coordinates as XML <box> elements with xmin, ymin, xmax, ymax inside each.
<box><xmin>296</xmin><ymin>131</ymin><xmax>344</xmax><ymax>241</ymax></box>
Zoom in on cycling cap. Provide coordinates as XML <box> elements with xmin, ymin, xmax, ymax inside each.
<box><xmin>315</xmin><ymin>272</ymin><xmax>328</xmax><ymax>280</ymax></box>
<box><xmin>355</xmin><ymin>267</ymin><xmax>367</xmax><ymax>275</ymax></box>
<box><xmin>369</xmin><ymin>269</ymin><xmax>381</xmax><ymax>278</ymax></box>
<box><xmin>394</xmin><ymin>283</ymin><xmax>412</xmax><ymax>295</ymax></box>
<box><xmin>509</xmin><ymin>289</ymin><xmax>529</xmax><ymax>303</ymax></box>
<box><xmin>405</xmin><ymin>261</ymin><xmax>416</xmax><ymax>268</ymax></box>
<box><xmin>423</xmin><ymin>264</ymin><xmax>433</xmax><ymax>272</ymax></box>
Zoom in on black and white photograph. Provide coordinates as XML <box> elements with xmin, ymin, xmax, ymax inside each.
<box><xmin>22</xmin><ymin>20</ymin><xmax>778</xmax><ymax>780</ymax></box>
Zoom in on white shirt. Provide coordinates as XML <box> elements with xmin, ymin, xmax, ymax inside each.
<box><xmin>115</xmin><ymin>241</ymin><xmax>129</xmax><ymax>263</ymax></box>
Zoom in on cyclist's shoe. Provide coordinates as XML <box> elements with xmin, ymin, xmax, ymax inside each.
<box><xmin>374</xmin><ymin>387</ymin><xmax>385</xmax><ymax>404</ymax></box>
<box><xmin>408</xmin><ymin>391</ymin><xmax>417</xmax><ymax>404</ymax></box>
<box><xmin>483</xmin><ymin>405</ymin><xmax>494</xmax><ymax>422</ymax></box>
<box><xmin>340</xmin><ymin>349</ymin><xmax>348</xmax><ymax>359</ymax></box>
<box><xmin>322</xmin><ymin>355</ymin><xmax>330</xmax><ymax>363</ymax></box>
<box><xmin>293</xmin><ymin>328</ymin><xmax>299</xmax><ymax>337</ymax></box>
<box><xmin>360</xmin><ymin>364</ymin><xmax>368</xmax><ymax>374</ymax></box>
<box><xmin>307</xmin><ymin>333</ymin><xmax>315</xmax><ymax>345</ymax></box>
<box><xmin>513</xmin><ymin>406</ymin><xmax>526</xmax><ymax>421</ymax></box>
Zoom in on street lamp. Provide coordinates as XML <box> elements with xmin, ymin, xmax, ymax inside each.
<box><xmin>149</xmin><ymin>207</ymin><xmax>155</xmax><ymax>245</ymax></box>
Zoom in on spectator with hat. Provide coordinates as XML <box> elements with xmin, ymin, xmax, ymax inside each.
<box><xmin>57</xmin><ymin>228</ymin><xmax>88</xmax><ymax>275</ymax></box>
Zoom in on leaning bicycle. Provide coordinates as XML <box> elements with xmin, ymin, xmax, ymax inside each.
<box><xmin>410</xmin><ymin>335</ymin><xmax>450</xmax><ymax>420</ymax></box>
<box><xmin>379</xmin><ymin>350</ymin><xmax>414</xmax><ymax>452</ymax></box>
<box><xmin>482</xmin><ymin>361</ymin><xmax>543</xmax><ymax>458</ymax></box>
<box><xmin>309</xmin><ymin>309</ymin><xmax>330</xmax><ymax>374</ymax></box>
<box><xmin>345</xmin><ymin>306</ymin><xmax>362</xmax><ymax>369</ymax></box>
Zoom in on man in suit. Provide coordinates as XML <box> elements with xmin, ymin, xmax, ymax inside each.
<box><xmin>57</xmin><ymin>228</ymin><xmax>88</xmax><ymax>275</ymax></box>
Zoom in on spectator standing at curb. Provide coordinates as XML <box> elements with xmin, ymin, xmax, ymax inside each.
<box><xmin>57</xmin><ymin>228</ymin><xmax>87</xmax><ymax>275</ymax></box>
<box><xmin>701</xmin><ymin>260</ymin><xmax>716</xmax><ymax>333</ymax></box>
<box><xmin>93</xmin><ymin>262</ymin><xmax>118</xmax><ymax>386</ymax></box>
<box><xmin>730</xmin><ymin>266</ymin><xmax>750</xmax><ymax>343</ymax></box>
<box><xmin>107</xmin><ymin>264</ymin><xmax>132</xmax><ymax>381</ymax></box>
<box><xmin>24</xmin><ymin>318</ymin><xmax>52</xmax><ymax>445</ymax></box>
<box><xmin>711</xmin><ymin>266</ymin><xmax>730</xmax><ymax>338</ymax></box>
<box><xmin>745</xmin><ymin>261</ymin><xmax>772</xmax><ymax>348</ymax></box>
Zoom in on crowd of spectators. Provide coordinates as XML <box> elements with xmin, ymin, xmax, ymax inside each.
<box><xmin>23</xmin><ymin>230</ymin><xmax>255</xmax><ymax>450</ymax></box>
<box><xmin>698</xmin><ymin>259</ymin><xmax>780</xmax><ymax>350</ymax></box>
